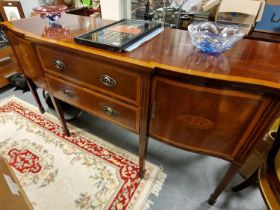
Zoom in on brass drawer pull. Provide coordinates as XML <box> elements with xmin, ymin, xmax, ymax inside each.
<box><xmin>63</xmin><ymin>89</ymin><xmax>73</xmax><ymax>98</ymax></box>
<box><xmin>0</xmin><ymin>56</ymin><xmax>11</xmax><ymax>64</ymax></box>
<box><xmin>103</xmin><ymin>106</ymin><xmax>118</xmax><ymax>117</ymax></box>
<box><xmin>53</xmin><ymin>59</ymin><xmax>65</xmax><ymax>70</ymax></box>
<box><xmin>99</xmin><ymin>75</ymin><xmax>116</xmax><ymax>87</ymax></box>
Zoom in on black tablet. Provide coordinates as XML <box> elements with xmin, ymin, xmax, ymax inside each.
<box><xmin>74</xmin><ymin>19</ymin><xmax>162</xmax><ymax>52</ymax></box>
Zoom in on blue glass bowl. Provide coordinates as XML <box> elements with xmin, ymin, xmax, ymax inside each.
<box><xmin>188</xmin><ymin>22</ymin><xmax>244</xmax><ymax>54</ymax></box>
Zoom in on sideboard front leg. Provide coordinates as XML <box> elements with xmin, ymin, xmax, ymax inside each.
<box><xmin>49</xmin><ymin>95</ymin><xmax>70</xmax><ymax>136</ymax></box>
<box><xmin>139</xmin><ymin>134</ymin><xmax>148</xmax><ymax>179</ymax></box>
<box><xmin>208</xmin><ymin>163</ymin><xmax>240</xmax><ymax>205</ymax></box>
<box><xmin>26</xmin><ymin>77</ymin><xmax>45</xmax><ymax>114</ymax></box>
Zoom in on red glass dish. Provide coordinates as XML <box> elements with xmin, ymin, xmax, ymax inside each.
<box><xmin>33</xmin><ymin>5</ymin><xmax>67</xmax><ymax>22</ymax></box>
<box><xmin>42</xmin><ymin>23</ymin><xmax>71</xmax><ymax>39</ymax></box>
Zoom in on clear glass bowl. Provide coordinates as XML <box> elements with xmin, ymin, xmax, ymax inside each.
<box><xmin>33</xmin><ymin>5</ymin><xmax>67</xmax><ymax>24</ymax></box>
<box><xmin>188</xmin><ymin>22</ymin><xmax>244</xmax><ymax>54</ymax></box>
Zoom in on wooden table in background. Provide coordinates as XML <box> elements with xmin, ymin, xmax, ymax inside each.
<box><xmin>247</xmin><ymin>31</ymin><xmax>280</xmax><ymax>43</ymax></box>
<box><xmin>0</xmin><ymin>46</ymin><xmax>19</xmax><ymax>88</ymax></box>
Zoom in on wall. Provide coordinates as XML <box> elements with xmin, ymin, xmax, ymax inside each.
<box><xmin>20</xmin><ymin>0</ymin><xmax>46</xmax><ymax>17</ymax></box>
<box><xmin>100</xmin><ymin>0</ymin><xmax>131</xmax><ymax>20</ymax></box>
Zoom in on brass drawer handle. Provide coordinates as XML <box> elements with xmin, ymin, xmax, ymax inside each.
<box><xmin>99</xmin><ymin>75</ymin><xmax>116</xmax><ymax>87</ymax></box>
<box><xmin>53</xmin><ymin>59</ymin><xmax>65</xmax><ymax>70</ymax></box>
<box><xmin>103</xmin><ymin>106</ymin><xmax>118</xmax><ymax>117</ymax></box>
<box><xmin>0</xmin><ymin>56</ymin><xmax>11</xmax><ymax>64</ymax></box>
<box><xmin>63</xmin><ymin>89</ymin><xmax>73</xmax><ymax>98</ymax></box>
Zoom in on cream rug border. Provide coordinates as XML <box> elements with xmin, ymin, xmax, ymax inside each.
<box><xmin>0</xmin><ymin>96</ymin><xmax>167</xmax><ymax>210</ymax></box>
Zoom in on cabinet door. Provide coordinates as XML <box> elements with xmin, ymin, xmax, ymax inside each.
<box><xmin>150</xmin><ymin>76</ymin><xmax>268</xmax><ymax>160</ymax></box>
<box><xmin>7</xmin><ymin>32</ymin><xmax>45</xmax><ymax>88</ymax></box>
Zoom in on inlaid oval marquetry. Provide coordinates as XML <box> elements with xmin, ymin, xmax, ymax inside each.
<box><xmin>178</xmin><ymin>115</ymin><xmax>214</xmax><ymax>130</ymax></box>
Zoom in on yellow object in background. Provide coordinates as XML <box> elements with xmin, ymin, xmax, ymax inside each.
<box><xmin>271</xmin><ymin>118</ymin><xmax>280</xmax><ymax>131</ymax></box>
<box><xmin>240</xmin><ymin>117</ymin><xmax>279</xmax><ymax>178</ymax></box>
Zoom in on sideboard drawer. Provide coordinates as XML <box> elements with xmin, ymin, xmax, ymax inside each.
<box><xmin>37</xmin><ymin>46</ymin><xmax>141</xmax><ymax>105</ymax></box>
<box><xmin>46</xmin><ymin>74</ymin><xmax>139</xmax><ymax>132</ymax></box>
<box><xmin>150</xmin><ymin>76</ymin><xmax>268</xmax><ymax>160</ymax></box>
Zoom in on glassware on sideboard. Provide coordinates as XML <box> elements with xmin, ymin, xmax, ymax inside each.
<box><xmin>188</xmin><ymin>21</ymin><xmax>245</xmax><ymax>54</ymax></box>
<box><xmin>130</xmin><ymin>0</ymin><xmax>211</xmax><ymax>29</ymax></box>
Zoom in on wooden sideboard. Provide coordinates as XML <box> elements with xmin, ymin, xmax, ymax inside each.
<box><xmin>2</xmin><ymin>14</ymin><xmax>280</xmax><ymax>205</ymax></box>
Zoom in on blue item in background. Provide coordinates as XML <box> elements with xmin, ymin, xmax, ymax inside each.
<box><xmin>255</xmin><ymin>3</ymin><xmax>280</xmax><ymax>34</ymax></box>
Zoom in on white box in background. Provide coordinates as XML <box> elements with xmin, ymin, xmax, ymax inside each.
<box><xmin>215</xmin><ymin>0</ymin><xmax>265</xmax><ymax>34</ymax></box>
<box><xmin>100</xmin><ymin>0</ymin><xmax>131</xmax><ymax>21</ymax></box>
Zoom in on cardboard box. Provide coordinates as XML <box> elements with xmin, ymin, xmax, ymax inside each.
<box><xmin>202</xmin><ymin>0</ymin><xmax>221</xmax><ymax>11</ymax></box>
<box><xmin>0</xmin><ymin>156</ymin><xmax>33</xmax><ymax>210</ymax></box>
<box><xmin>254</xmin><ymin>0</ymin><xmax>280</xmax><ymax>34</ymax></box>
<box><xmin>215</xmin><ymin>0</ymin><xmax>265</xmax><ymax>34</ymax></box>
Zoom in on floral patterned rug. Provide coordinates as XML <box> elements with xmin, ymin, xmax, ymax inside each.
<box><xmin>0</xmin><ymin>96</ymin><xmax>166</xmax><ymax>210</ymax></box>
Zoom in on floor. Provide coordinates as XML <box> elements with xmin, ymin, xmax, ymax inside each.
<box><xmin>0</xmin><ymin>86</ymin><xmax>267</xmax><ymax>210</ymax></box>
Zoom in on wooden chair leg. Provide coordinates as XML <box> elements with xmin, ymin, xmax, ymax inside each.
<box><xmin>231</xmin><ymin>169</ymin><xmax>258</xmax><ymax>192</ymax></box>
<box><xmin>139</xmin><ymin>134</ymin><xmax>148</xmax><ymax>179</ymax></box>
<box><xmin>49</xmin><ymin>95</ymin><xmax>70</xmax><ymax>136</ymax></box>
<box><xmin>25</xmin><ymin>77</ymin><xmax>45</xmax><ymax>114</ymax></box>
<box><xmin>208</xmin><ymin>163</ymin><xmax>240</xmax><ymax>205</ymax></box>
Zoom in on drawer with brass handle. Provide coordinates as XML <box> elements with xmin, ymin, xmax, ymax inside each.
<box><xmin>53</xmin><ymin>59</ymin><xmax>65</xmax><ymax>71</ymax></box>
<box><xmin>103</xmin><ymin>106</ymin><xmax>118</xmax><ymax>117</ymax></box>
<box><xmin>63</xmin><ymin>89</ymin><xmax>74</xmax><ymax>97</ymax></box>
<box><xmin>99</xmin><ymin>75</ymin><xmax>116</xmax><ymax>87</ymax></box>
<box><xmin>37</xmin><ymin>45</ymin><xmax>142</xmax><ymax>105</ymax></box>
<box><xmin>46</xmin><ymin>74</ymin><xmax>139</xmax><ymax>132</ymax></box>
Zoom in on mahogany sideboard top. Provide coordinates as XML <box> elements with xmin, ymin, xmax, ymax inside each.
<box><xmin>2</xmin><ymin>14</ymin><xmax>280</xmax><ymax>205</ymax></box>
<box><xmin>2</xmin><ymin>14</ymin><xmax>280</xmax><ymax>92</ymax></box>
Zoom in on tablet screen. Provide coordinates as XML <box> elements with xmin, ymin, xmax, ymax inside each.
<box><xmin>80</xmin><ymin>19</ymin><xmax>160</xmax><ymax>47</ymax></box>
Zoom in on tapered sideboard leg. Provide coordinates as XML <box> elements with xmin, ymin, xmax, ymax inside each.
<box><xmin>139</xmin><ymin>134</ymin><xmax>148</xmax><ymax>179</ymax></box>
<box><xmin>49</xmin><ymin>95</ymin><xmax>70</xmax><ymax>136</ymax></box>
<box><xmin>25</xmin><ymin>77</ymin><xmax>45</xmax><ymax>114</ymax></box>
<box><xmin>208</xmin><ymin>163</ymin><xmax>240</xmax><ymax>205</ymax></box>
